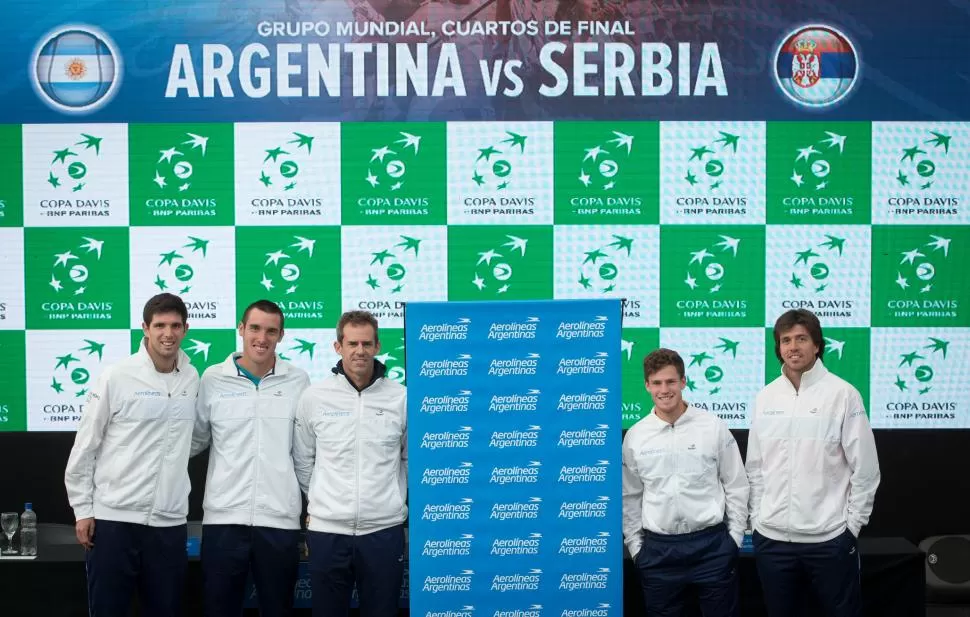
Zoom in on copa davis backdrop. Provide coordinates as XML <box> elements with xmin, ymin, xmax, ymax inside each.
<box><xmin>0</xmin><ymin>0</ymin><xmax>969</xmax><ymax>434</ymax></box>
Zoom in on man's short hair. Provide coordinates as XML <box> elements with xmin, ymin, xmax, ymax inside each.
<box><xmin>336</xmin><ymin>310</ymin><xmax>379</xmax><ymax>344</ymax></box>
<box><xmin>772</xmin><ymin>309</ymin><xmax>825</xmax><ymax>363</ymax></box>
<box><xmin>142</xmin><ymin>293</ymin><xmax>187</xmax><ymax>326</ymax></box>
<box><xmin>241</xmin><ymin>299</ymin><xmax>285</xmax><ymax>331</ymax></box>
<box><xmin>643</xmin><ymin>348</ymin><xmax>685</xmax><ymax>381</ymax></box>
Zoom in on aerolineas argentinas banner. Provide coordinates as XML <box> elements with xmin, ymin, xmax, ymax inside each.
<box><xmin>405</xmin><ymin>299</ymin><xmax>623</xmax><ymax>617</ymax></box>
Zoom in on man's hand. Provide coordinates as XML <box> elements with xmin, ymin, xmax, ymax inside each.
<box><xmin>76</xmin><ymin>518</ymin><xmax>95</xmax><ymax>549</ymax></box>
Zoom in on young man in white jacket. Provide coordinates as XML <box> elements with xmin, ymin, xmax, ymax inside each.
<box><xmin>622</xmin><ymin>348</ymin><xmax>749</xmax><ymax>617</ymax></box>
<box><xmin>747</xmin><ymin>309</ymin><xmax>880</xmax><ymax>617</ymax></box>
<box><xmin>64</xmin><ymin>293</ymin><xmax>200</xmax><ymax>617</ymax></box>
<box><xmin>192</xmin><ymin>300</ymin><xmax>310</xmax><ymax>617</ymax></box>
<box><xmin>293</xmin><ymin>310</ymin><xmax>407</xmax><ymax>617</ymax></box>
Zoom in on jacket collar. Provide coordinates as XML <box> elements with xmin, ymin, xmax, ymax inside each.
<box><xmin>136</xmin><ymin>337</ymin><xmax>191</xmax><ymax>375</ymax></box>
<box><xmin>332</xmin><ymin>359</ymin><xmax>387</xmax><ymax>392</ymax></box>
<box><xmin>781</xmin><ymin>357</ymin><xmax>829</xmax><ymax>391</ymax></box>
<box><xmin>219</xmin><ymin>352</ymin><xmax>288</xmax><ymax>377</ymax></box>
<box><xmin>646</xmin><ymin>404</ymin><xmax>696</xmax><ymax>427</ymax></box>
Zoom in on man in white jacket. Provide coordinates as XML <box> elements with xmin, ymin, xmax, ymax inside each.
<box><xmin>293</xmin><ymin>310</ymin><xmax>407</xmax><ymax>617</ymax></box>
<box><xmin>747</xmin><ymin>309</ymin><xmax>880</xmax><ymax>617</ymax></box>
<box><xmin>192</xmin><ymin>300</ymin><xmax>310</xmax><ymax>617</ymax></box>
<box><xmin>64</xmin><ymin>293</ymin><xmax>200</xmax><ymax>617</ymax></box>
<box><xmin>622</xmin><ymin>348</ymin><xmax>749</xmax><ymax>617</ymax></box>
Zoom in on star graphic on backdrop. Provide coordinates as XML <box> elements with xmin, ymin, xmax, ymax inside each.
<box><xmin>76</xmin><ymin>134</ymin><xmax>103</xmax><ymax>154</ymax></box>
<box><xmin>288</xmin><ymin>132</ymin><xmax>314</xmax><ymax>152</ymax></box>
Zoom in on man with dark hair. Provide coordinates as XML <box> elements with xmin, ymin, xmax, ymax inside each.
<box><xmin>192</xmin><ymin>299</ymin><xmax>310</xmax><ymax>617</ymax></box>
<box><xmin>293</xmin><ymin>310</ymin><xmax>407</xmax><ymax>617</ymax></box>
<box><xmin>747</xmin><ymin>309</ymin><xmax>880</xmax><ymax>617</ymax></box>
<box><xmin>622</xmin><ymin>348</ymin><xmax>748</xmax><ymax>617</ymax></box>
<box><xmin>65</xmin><ymin>293</ymin><xmax>199</xmax><ymax>617</ymax></box>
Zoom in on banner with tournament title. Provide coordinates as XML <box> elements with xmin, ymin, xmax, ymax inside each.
<box><xmin>1</xmin><ymin>2</ymin><xmax>969</xmax><ymax>433</ymax></box>
<box><xmin>405</xmin><ymin>299</ymin><xmax>623</xmax><ymax>617</ymax></box>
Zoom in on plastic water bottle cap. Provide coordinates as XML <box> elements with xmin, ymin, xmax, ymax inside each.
<box><xmin>25</xmin><ymin>503</ymin><xmax>32</xmax><ymax>510</ymax></box>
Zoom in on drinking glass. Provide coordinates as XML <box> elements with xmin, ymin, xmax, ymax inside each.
<box><xmin>1</xmin><ymin>512</ymin><xmax>18</xmax><ymax>555</ymax></box>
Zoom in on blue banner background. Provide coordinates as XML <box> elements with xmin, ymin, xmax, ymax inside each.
<box><xmin>405</xmin><ymin>299</ymin><xmax>623</xmax><ymax>617</ymax></box>
<box><xmin>2</xmin><ymin>0</ymin><xmax>969</xmax><ymax>123</ymax></box>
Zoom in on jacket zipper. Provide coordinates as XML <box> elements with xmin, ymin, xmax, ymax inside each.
<box><xmin>242</xmin><ymin>370</ymin><xmax>280</xmax><ymax>525</ymax></box>
<box><xmin>786</xmin><ymin>384</ymin><xmax>797</xmax><ymax>542</ymax></box>
<box><xmin>148</xmin><ymin>370</ymin><xmax>177</xmax><ymax>524</ymax></box>
<box><xmin>670</xmin><ymin>423</ymin><xmax>680</xmax><ymax>533</ymax></box>
<box><xmin>354</xmin><ymin>387</ymin><xmax>363</xmax><ymax>533</ymax></box>
<box><xmin>251</xmin><ymin>377</ymin><xmax>261</xmax><ymax>527</ymax></box>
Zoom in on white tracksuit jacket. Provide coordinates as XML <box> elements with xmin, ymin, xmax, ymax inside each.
<box><xmin>65</xmin><ymin>342</ymin><xmax>200</xmax><ymax>526</ymax></box>
<box><xmin>192</xmin><ymin>354</ymin><xmax>310</xmax><ymax>529</ymax></box>
<box><xmin>746</xmin><ymin>360</ymin><xmax>880</xmax><ymax>543</ymax></box>
<box><xmin>293</xmin><ymin>361</ymin><xmax>407</xmax><ymax>535</ymax></box>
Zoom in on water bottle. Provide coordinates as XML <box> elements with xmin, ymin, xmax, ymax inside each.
<box><xmin>19</xmin><ymin>503</ymin><xmax>37</xmax><ymax>556</ymax></box>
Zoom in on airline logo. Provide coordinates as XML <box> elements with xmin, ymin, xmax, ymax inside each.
<box><xmin>488</xmin><ymin>353</ymin><xmax>540</xmax><ymax>377</ymax></box>
<box><xmin>491</xmin><ymin>570</ymin><xmax>542</xmax><ymax>592</ymax></box>
<box><xmin>559</xmin><ymin>569</ymin><xmax>611</xmax><ymax>591</ymax></box>
<box><xmin>559</xmin><ymin>533</ymin><xmax>610</xmax><ymax>556</ymax></box>
<box><xmin>490</xmin><ymin>533</ymin><xmax>542</xmax><ymax>556</ymax></box>
<box><xmin>419</xmin><ymin>391</ymin><xmax>471</xmax><ymax>415</ymax></box>
<box><xmin>489</xmin><ymin>426</ymin><xmax>540</xmax><ymax>449</ymax></box>
<box><xmin>418</xmin><ymin>317</ymin><xmax>471</xmax><ymax>342</ymax></box>
<box><xmin>490</xmin><ymin>498</ymin><xmax>542</xmax><ymax>521</ymax></box>
<box><xmin>556</xmin><ymin>316</ymin><xmax>609</xmax><ymax>340</ymax></box>
<box><xmin>421</xmin><ymin>535</ymin><xmax>473</xmax><ymax>558</ymax></box>
<box><xmin>490</xmin><ymin>461</ymin><xmax>541</xmax><ymax>485</ymax></box>
<box><xmin>422</xmin><ymin>571</ymin><xmax>474</xmax><ymax>593</ymax></box>
<box><xmin>557</xmin><ymin>426</ymin><xmax>609</xmax><ymax>448</ymax></box>
<box><xmin>420</xmin><ymin>427</ymin><xmax>472</xmax><ymax>450</ymax></box>
<box><xmin>421</xmin><ymin>462</ymin><xmax>473</xmax><ymax>486</ymax></box>
<box><xmin>557</xmin><ymin>389</ymin><xmax>609</xmax><ymax>412</ymax></box>
<box><xmin>421</xmin><ymin>498</ymin><xmax>474</xmax><ymax>522</ymax></box>
<box><xmin>557</xmin><ymin>352</ymin><xmax>608</xmax><ymax>376</ymax></box>
<box><xmin>418</xmin><ymin>354</ymin><xmax>471</xmax><ymax>379</ymax></box>
<box><xmin>487</xmin><ymin>316</ymin><xmax>539</xmax><ymax>341</ymax></box>
<box><xmin>558</xmin><ymin>496</ymin><xmax>610</xmax><ymax>520</ymax></box>
<box><xmin>558</xmin><ymin>460</ymin><xmax>610</xmax><ymax>484</ymax></box>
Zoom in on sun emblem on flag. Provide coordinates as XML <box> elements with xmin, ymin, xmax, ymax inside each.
<box><xmin>65</xmin><ymin>58</ymin><xmax>87</xmax><ymax>81</ymax></box>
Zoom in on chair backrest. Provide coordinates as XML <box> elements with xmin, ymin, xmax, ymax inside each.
<box><xmin>920</xmin><ymin>535</ymin><xmax>970</xmax><ymax>603</ymax></box>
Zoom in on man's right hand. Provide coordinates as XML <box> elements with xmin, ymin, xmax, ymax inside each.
<box><xmin>76</xmin><ymin>518</ymin><xmax>95</xmax><ymax>549</ymax></box>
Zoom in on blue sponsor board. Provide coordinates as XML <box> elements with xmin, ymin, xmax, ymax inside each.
<box><xmin>406</xmin><ymin>300</ymin><xmax>624</xmax><ymax>617</ymax></box>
